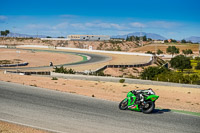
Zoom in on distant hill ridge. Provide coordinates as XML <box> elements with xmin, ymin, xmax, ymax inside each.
<box><xmin>0</xmin><ymin>32</ymin><xmax>47</xmax><ymax>38</ymax></box>
<box><xmin>111</xmin><ymin>32</ymin><xmax>167</xmax><ymax>40</ymax></box>
<box><xmin>1</xmin><ymin>32</ymin><xmax>200</xmax><ymax>43</ymax></box>
<box><xmin>185</xmin><ymin>36</ymin><xmax>200</xmax><ymax>43</ymax></box>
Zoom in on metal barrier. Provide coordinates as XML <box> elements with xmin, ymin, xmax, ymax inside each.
<box><xmin>0</xmin><ymin>62</ymin><xmax>29</xmax><ymax>67</ymax></box>
<box><xmin>5</xmin><ymin>71</ymin><xmax>51</xmax><ymax>75</ymax></box>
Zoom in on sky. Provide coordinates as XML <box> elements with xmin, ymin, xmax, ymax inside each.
<box><xmin>0</xmin><ymin>0</ymin><xmax>200</xmax><ymax>39</ymax></box>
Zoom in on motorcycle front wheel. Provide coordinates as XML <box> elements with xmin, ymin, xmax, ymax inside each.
<box><xmin>119</xmin><ymin>99</ymin><xmax>128</xmax><ymax>110</ymax></box>
<box><xmin>142</xmin><ymin>101</ymin><xmax>155</xmax><ymax>114</ymax></box>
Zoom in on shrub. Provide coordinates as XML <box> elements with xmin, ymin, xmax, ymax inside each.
<box><xmin>195</xmin><ymin>80</ymin><xmax>200</xmax><ymax>85</ymax></box>
<box><xmin>157</xmin><ymin>49</ymin><xmax>163</xmax><ymax>55</ymax></box>
<box><xmin>119</xmin><ymin>79</ymin><xmax>125</xmax><ymax>83</ymax></box>
<box><xmin>140</xmin><ymin>66</ymin><xmax>169</xmax><ymax>80</ymax></box>
<box><xmin>53</xmin><ymin>66</ymin><xmax>75</xmax><ymax>74</ymax></box>
<box><xmin>52</xmin><ymin>77</ymin><xmax>58</xmax><ymax>80</ymax></box>
<box><xmin>195</xmin><ymin>62</ymin><xmax>200</xmax><ymax>70</ymax></box>
<box><xmin>195</xmin><ymin>57</ymin><xmax>200</xmax><ymax>61</ymax></box>
<box><xmin>154</xmin><ymin>72</ymin><xmax>200</xmax><ymax>84</ymax></box>
<box><xmin>95</xmin><ymin>71</ymin><xmax>105</xmax><ymax>76</ymax></box>
<box><xmin>170</xmin><ymin>55</ymin><xmax>192</xmax><ymax>72</ymax></box>
<box><xmin>145</xmin><ymin>51</ymin><xmax>155</xmax><ymax>55</ymax></box>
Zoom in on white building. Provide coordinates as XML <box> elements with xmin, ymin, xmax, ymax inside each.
<box><xmin>67</xmin><ymin>35</ymin><xmax>110</xmax><ymax>41</ymax></box>
<box><xmin>41</xmin><ymin>38</ymin><xmax>70</xmax><ymax>41</ymax></box>
<box><xmin>153</xmin><ymin>40</ymin><xmax>164</xmax><ymax>44</ymax></box>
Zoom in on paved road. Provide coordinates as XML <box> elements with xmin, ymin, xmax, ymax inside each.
<box><xmin>0</xmin><ymin>48</ymin><xmax>111</xmax><ymax>70</ymax></box>
<box><xmin>0</xmin><ymin>81</ymin><xmax>200</xmax><ymax>133</ymax></box>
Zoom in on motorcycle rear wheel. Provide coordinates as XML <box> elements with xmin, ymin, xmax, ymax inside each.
<box><xmin>119</xmin><ymin>99</ymin><xmax>128</xmax><ymax>110</ymax></box>
<box><xmin>142</xmin><ymin>101</ymin><xmax>155</xmax><ymax>114</ymax></box>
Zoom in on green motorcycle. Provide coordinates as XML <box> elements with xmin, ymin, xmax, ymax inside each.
<box><xmin>119</xmin><ymin>89</ymin><xmax>159</xmax><ymax>114</ymax></box>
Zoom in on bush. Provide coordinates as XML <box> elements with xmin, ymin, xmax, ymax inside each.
<box><xmin>140</xmin><ymin>66</ymin><xmax>169</xmax><ymax>80</ymax></box>
<box><xmin>154</xmin><ymin>72</ymin><xmax>200</xmax><ymax>84</ymax></box>
<box><xmin>170</xmin><ymin>55</ymin><xmax>192</xmax><ymax>72</ymax></box>
<box><xmin>157</xmin><ymin>49</ymin><xmax>163</xmax><ymax>55</ymax></box>
<box><xmin>195</xmin><ymin>62</ymin><xmax>200</xmax><ymax>70</ymax></box>
<box><xmin>195</xmin><ymin>57</ymin><xmax>200</xmax><ymax>61</ymax></box>
<box><xmin>195</xmin><ymin>80</ymin><xmax>200</xmax><ymax>85</ymax></box>
<box><xmin>145</xmin><ymin>51</ymin><xmax>155</xmax><ymax>55</ymax></box>
<box><xmin>53</xmin><ymin>66</ymin><xmax>75</xmax><ymax>74</ymax></box>
<box><xmin>119</xmin><ymin>79</ymin><xmax>125</xmax><ymax>83</ymax></box>
<box><xmin>52</xmin><ymin>77</ymin><xmax>58</xmax><ymax>80</ymax></box>
<box><xmin>95</xmin><ymin>71</ymin><xmax>105</xmax><ymax>76</ymax></box>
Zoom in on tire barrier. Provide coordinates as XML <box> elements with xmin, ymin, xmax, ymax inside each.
<box><xmin>0</xmin><ymin>62</ymin><xmax>29</xmax><ymax>67</ymax></box>
<box><xmin>5</xmin><ymin>71</ymin><xmax>51</xmax><ymax>75</ymax></box>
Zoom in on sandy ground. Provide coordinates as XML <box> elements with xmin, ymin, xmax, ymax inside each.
<box><xmin>0</xmin><ymin>48</ymin><xmax>82</xmax><ymax>67</ymax></box>
<box><xmin>0</xmin><ymin>121</ymin><xmax>49</xmax><ymax>133</ymax></box>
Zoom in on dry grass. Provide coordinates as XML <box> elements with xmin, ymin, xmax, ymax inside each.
<box><xmin>131</xmin><ymin>44</ymin><xmax>199</xmax><ymax>54</ymax></box>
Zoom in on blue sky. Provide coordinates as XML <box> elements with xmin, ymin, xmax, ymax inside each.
<box><xmin>0</xmin><ymin>0</ymin><xmax>200</xmax><ymax>39</ymax></box>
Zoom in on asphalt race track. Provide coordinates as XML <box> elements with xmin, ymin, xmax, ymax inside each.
<box><xmin>0</xmin><ymin>48</ymin><xmax>111</xmax><ymax>70</ymax></box>
<box><xmin>0</xmin><ymin>81</ymin><xmax>200</xmax><ymax>133</ymax></box>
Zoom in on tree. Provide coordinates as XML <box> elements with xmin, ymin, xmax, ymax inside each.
<box><xmin>140</xmin><ymin>66</ymin><xmax>168</xmax><ymax>80</ymax></box>
<box><xmin>126</xmin><ymin>36</ymin><xmax>129</xmax><ymax>41</ymax></box>
<box><xmin>1</xmin><ymin>30</ymin><xmax>10</xmax><ymax>45</ymax></box>
<box><xmin>0</xmin><ymin>30</ymin><xmax>10</xmax><ymax>36</ymax></box>
<box><xmin>170</xmin><ymin>55</ymin><xmax>192</xmax><ymax>72</ymax></box>
<box><xmin>195</xmin><ymin>62</ymin><xmax>200</xmax><ymax>70</ymax></box>
<box><xmin>157</xmin><ymin>49</ymin><xmax>163</xmax><ymax>55</ymax></box>
<box><xmin>164</xmin><ymin>40</ymin><xmax>168</xmax><ymax>43</ymax></box>
<box><xmin>170</xmin><ymin>39</ymin><xmax>177</xmax><ymax>43</ymax></box>
<box><xmin>166</xmin><ymin>46</ymin><xmax>179</xmax><ymax>57</ymax></box>
<box><xmin>182</xmin><ymin>49</ymin><xmax>193</xmax><ymax>56</ymax></box>
<box><xmin>181</xmin><ymin>39</ymin><xmax>187</xmax><ymax>43</ymax></box>
<box><xmin>143</xmin><ymin>35</ymin><xmax>147</xmax><ymax>41</ymax></box>
<box><xmin>187</xmin><ymin>49</ymin><xmax>193</xmax><ymax>55</ymax></box>
<box><xmin>147</xmin><ymin>38</ymin><xmax>152</xmax><ymax>41</ymax></box>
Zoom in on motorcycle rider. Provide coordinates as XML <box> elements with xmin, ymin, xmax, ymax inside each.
<box><xmin>130</xmin><ymin>88</ymin><xmax>155</xmax><ymax>105</ymax></box>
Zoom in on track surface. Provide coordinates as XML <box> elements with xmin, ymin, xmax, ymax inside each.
<box><xmin>0</xmin><ymin>48</ymin><xmax>111</xmax><ymax>70</ymax></box>
<box><xmin>0</xmin><ymin>81</ymin><xmax>200</xmax><ymax>133</ymax></box>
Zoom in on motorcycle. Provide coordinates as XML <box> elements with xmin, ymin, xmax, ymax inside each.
<box><xmin>119</xmin><ymin>89</ymin><xmax>159</xmax><ymax>114</ymax></box>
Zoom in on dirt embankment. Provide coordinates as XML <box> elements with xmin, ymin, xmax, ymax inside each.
<box><xmin>131</xmin><ymin>43</ymin><xmax>199</xmax><ymax>54</ymax></box>
<box><xmin>1</xmin><ymin>38</ymin><xmax>199</xmax><ymax>54</ymax></box>
<box><xmin>0</xmin><ymin>37</ymin><xmax>140</xmax><ymax>51</ymax></box>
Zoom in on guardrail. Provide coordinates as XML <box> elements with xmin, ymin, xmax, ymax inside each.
<box><xmin>5</xmin><ymin>70</ymin><xmax>51</xmax><ymax>75</ymax></box>
<box><xmin>0</xmin><ymin>62</ymin><xmax>29</xmax><ymax>67</ymax></box>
